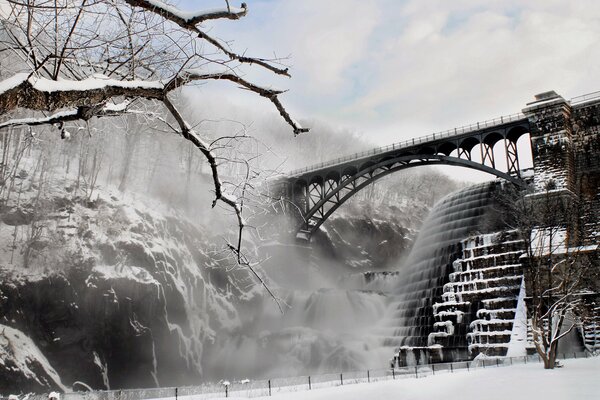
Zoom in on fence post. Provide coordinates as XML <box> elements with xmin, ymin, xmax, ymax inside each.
<box><xmin>450</xmin><ymin>363</ymin><xmax>453</xmax><ymax>373</ymax></box>
<box><xmin>392</xmin><ymin>368</ymin><xmax>395</xmax><ymax>380</ymax></box>
<box><xmin>538</xmin><ymin>354</ymin><xmax>541</xmax><ymax>362</ymax></box>
<box><xmin>225</xmin><ymin>386</ymin><xmax>228</xmax><ymax>398</ymax></box>
<box><xmin>574</xmin><ymin>352</ymin><xmax>577</xmax><ymax>359</ymax></box>
<box><xmin>268</xmin><ymin>380</ymin><xmax>271</xmax><ymax>396</ymax></box>
<box><xmin>524</xmin><ymin>356</ymin><xmax>527</xmax><ymax>364</ymax></box>
<box><xmin>496</xmin><ymin>358</ymin><xmax>499</xmax><ymax>367</ymax></box>
<box><xmin>414</xmin><ymin>366</ymin><xmax>418</xmax><ymax>378</ymax></box>
<box><xmin>340</xmin><ymin>373</ymin><xmax>343</xmax><ymax>386</ymax></box>
<box><xmin>510</xmin><ymin>357</ymin><xmax>513</xmax><ymax>365</ymax></box>
<box><xmin>308</xmin><ymin>376</ymin><xmax>311</xmax><ymax>390</ymax></box>
<box><xmin>432</xmin><ymin>364</ymin><xmax>435</xmax><ymax>375</ymax></box>
<box><xmin>175</xmin><ymin>387</ymin><xmax>178</xmax><ymax>400</ymax></box>
<box><xmin>563</xmin><ymin>353</ymin><xmax>566</xmax><ymax>360</ymax></box>
<box><xmin>367</xmin><ymin>370</ymin><xmax>370</xmax><ymax>383</ymax></box>
<box><xmin>467</xmin><ymin>362</ymin><xmax>470</xmax><ymax>372</ymax></box>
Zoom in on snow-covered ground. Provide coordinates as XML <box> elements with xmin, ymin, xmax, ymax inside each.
<box><xmin>219</xmin><ymin>357</ymin><xmax>600</xmax><ymax>400</ymax></box>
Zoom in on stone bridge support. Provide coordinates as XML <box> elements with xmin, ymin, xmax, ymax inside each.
<box><xmin>523</xmin><ymin>91</ymin><xmax>575</xmax><ymax>194</ymax></box>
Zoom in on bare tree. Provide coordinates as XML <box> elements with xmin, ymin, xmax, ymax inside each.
<box><xmin>498</xmin><ymin>182</ymin><xmax>599</xmax><ymax>368</ymax></box>
<box><xmin>0</xmin><ymin>0</ymin><xmax>308</xmax><ymax>285</ymax></box>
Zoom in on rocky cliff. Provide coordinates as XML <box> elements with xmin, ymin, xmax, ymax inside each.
<box><xmin>0</xmin><ymin>180</ymin><xmax>421</xmax><ymax>392</ymax></box>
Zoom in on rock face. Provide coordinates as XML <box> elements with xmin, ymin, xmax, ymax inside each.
<box><xmin>0</xmin><ymin>188</ymin><xmax>419</xmax><ymax>391</ymax></box>
<box><xmin>0</xmin><ymin>192</ymin><xmax>251</xmax><ymax>391</ymax></box>
<box><xmin>311</xmin><ymin>200</ymin><xmax>422</xmax><ymax>271</ymax></box>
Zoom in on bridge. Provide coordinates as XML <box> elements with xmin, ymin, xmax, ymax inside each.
<box><xmin>278</xmin><ymin>90</ymin><xmax>600</xmax><ymax>240</ymax></box>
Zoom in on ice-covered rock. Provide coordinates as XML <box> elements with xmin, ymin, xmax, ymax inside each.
<box><xmin>0</xmin><ymin>324</ymin><xmax>66</xmax><ymax>393</ymax></box>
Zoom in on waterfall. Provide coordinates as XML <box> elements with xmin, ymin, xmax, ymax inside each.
<box><xmin>358</xmin><ymin>182</ymin><xmax>501</xmax><ymax>364</ymax></box>
<box><xmin>202</xmin><ymin>182</ymin><xmax>503</xmax><ymax>378</ymax></box>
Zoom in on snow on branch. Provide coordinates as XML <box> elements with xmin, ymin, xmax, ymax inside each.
<box><xmin>128</xmin><ymin>0</ymin><xmax>248</xmax><ymax>26</ymax></box>
<box><xmin>0</xmin><ymin>74</ymin><xmax>163</xmax><ymax>115</ymax></box>
<box><xmin>0</xmin><ymin>72</ymin><xmax>307</xmax><ymax>134</ymax></box>
<box><xmin>0</xmin><ymin>101</ymin><xmax>134</xmax><ymax>130</ymax></box>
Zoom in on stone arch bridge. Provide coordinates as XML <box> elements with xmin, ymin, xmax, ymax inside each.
<box><xmin>276</xmin><ymin>91</ymin><xmax>599</xmax><ymax>240</ymax></box>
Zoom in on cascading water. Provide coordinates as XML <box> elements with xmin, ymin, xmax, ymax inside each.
<box><xmin>350</xmin><ymin>181</ymin><xmax>503</xmax><ymax>365</ymax></box>
<box><xmin>202</xmin><ymin>182</ymin><xmax>503</xmax><ymax>379</ymax></box>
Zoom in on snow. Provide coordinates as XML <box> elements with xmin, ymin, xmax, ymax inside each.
<box><xmin>506</xmin><ymin>278</ymin><xmax>528</xmax><ymax>357</ymax></box>
<box><xmin>198</xmin><ymin>357</ymin><xmax>600</xmax><ymax>400</ymax></box>
<box><xmin>0</xmin><ymin>73</ymin><xmax>28</xmax><ymax>95</ymax></box>
<box><xmin>0</xmin><ymin>324</ymin><xmax>67</xmax><ymax>391</ymax></box>
<box><xmin>28</xmin><ymin>75</ymin><xmax>163</xmax><ymax>92</ymax></box>
<box><xmin>88</xmin><ymin>264</ymin><xmax>160</xmax><ymax>287</ymax></box>
<box><xmin>0</xmin><ymin>110</ymin><xmax>78</xmax><ymax>129</ymax></box>
<box><xmin>144</xmin><ymin>0</ymin><xmax>245</xmax><ymax>23</ymax></box>
<box><xmin>103</xmin><ymin>100</ymin><xmax>131</xmax><ymax>112</ymax></box>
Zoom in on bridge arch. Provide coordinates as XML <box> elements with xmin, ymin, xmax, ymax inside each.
<box><xmin>291</xmin><ymin>153</ymin><xmax>526</xmax><ymax>239</ymax></box>
<box><xmin>283</xmin><ymin>118</ymin><xmax>532</xmax><ymax>240</ymax></box>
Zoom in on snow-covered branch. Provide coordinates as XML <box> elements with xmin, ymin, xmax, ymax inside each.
<box><xmin>0</xmin><ymin>71</ymin><xmax>307</xmax><ymax>133</ymax></box>
<box><xmin>124</xmin><ymin>0</ymin><xmax>247</xmax><ymax>26</ymax></box>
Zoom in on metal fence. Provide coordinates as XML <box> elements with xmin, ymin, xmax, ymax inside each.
<box><xmin>18</xmin><ymin>350</ymin><xmax>586</xmax><ymax>400</ymax></box>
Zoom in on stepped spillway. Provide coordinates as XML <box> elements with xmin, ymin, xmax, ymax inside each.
<box><xmin>354</xmin><ymin>182</ymin><xmax>503</xmax><ymax>365</ymax></box>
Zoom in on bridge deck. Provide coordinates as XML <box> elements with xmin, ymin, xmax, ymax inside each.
<box><xmin>287</xmin><ymin>90</ymin><xmax>600</xmax><ymax>180</ymax></box>
<box><xmin>288</xmin><ymin>113</ymin><xmax>527</xmax><ymax>179</ymax></box>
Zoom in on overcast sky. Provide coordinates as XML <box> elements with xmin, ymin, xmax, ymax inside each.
<box><xmin>183</xmin><ymin>0</ymin><xmax>600</xmax><ymax>143</ymax></box>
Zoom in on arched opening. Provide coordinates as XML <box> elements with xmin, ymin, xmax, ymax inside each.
<box><xmin>457</xmin><ymin>137</ymin><xmax>480</xmax><ymax>161</ymax></box>
<box><xmin>492</xmin><ymin>139</ymin><xmax>510</xmax><ymax>173</ymax></box>
<box><xmin>516</xmin><ymin>133</ymin><xmax>533</xmax><ymax>170</ymax></box>
<box><xmin>437</xmin><ymin>142</ymin><xmax>457</xmax><ymax>156</ymax></box>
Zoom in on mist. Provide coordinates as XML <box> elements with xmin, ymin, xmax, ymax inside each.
<box><xmin>0</xmin><ymin>88</ymin><xmax>467</xmax><ymax>388</ymax></box>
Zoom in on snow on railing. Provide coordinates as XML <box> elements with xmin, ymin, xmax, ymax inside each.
<box><xmin>287</xmin><ymin>112</ymin><xmax>527</xmax><ymax>177</ymax></box>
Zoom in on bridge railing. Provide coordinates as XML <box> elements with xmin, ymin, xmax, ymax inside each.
<box><xmin>570</xmin><ymin>90</ymin><xmax>600</xmax><ymax>106</ymax></box>
<box><xmin>286</xmin><ymin>88</ymin><xmax>600</xmax><ymax>178</ymax></box>
<box><xmin>287</xmin><ymin>112</ymin><xmax>526</xmax><ymax>177</ymax></box>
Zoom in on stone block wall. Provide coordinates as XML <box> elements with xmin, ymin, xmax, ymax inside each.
<box><xmin>523</xmin><ymin>93</ymin><xmax>575</xmax><ymax>194</ymax></box>
<box><xmin>572</xmin><ymin>101</ymin><xmax>600</xmax><ymax>245</ymax></box>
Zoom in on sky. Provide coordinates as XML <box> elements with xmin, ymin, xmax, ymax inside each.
<box><xmin>180</xmin><ymin>0</ymin><xmax>600</xmax><ymax>146</ymax></box>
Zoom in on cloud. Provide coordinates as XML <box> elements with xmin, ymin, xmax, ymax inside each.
<box><xmin>182</xmin><ymin>0</ymin><xmax>600</xmax><ymax>149</ymax></box>
<box><xmin>341</xmin><ymin>0</ymin><xmax>600</xmax><ymax>142</ymax></box>
<box><xmin>252</xmin><ymin>0</ymin><xmax>382</xmax><ymax>96</ymax></box>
